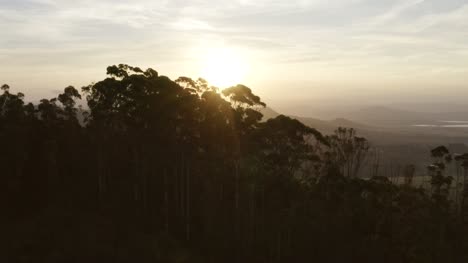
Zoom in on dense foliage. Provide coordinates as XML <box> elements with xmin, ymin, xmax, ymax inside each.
<box><xmin>1</xmin><ymin>65</ymin><xmax>467</xmax><ymax>262</ymax></box>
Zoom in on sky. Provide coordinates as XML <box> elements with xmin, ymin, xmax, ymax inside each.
<box><xmin>1</xmin><ymin>0</ymin><xmax>468</xmax><ymax>116</ymax></box>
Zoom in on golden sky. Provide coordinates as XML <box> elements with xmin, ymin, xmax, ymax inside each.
<box><xmin>1</xmin><ymin>0</ymin><xmax>468</xmax><ymax>114</ymax></box>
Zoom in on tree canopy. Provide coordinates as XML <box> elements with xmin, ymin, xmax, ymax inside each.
<box><xmin>1</xmin><ymin>65</ymin><xmax>467</xmax><ymax>263</ymax></box>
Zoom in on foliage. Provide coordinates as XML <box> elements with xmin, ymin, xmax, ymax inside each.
<box><xmin>0</xmin><ymin>66</ymin><xmax>466</xmax><ymax>262</ymax></box>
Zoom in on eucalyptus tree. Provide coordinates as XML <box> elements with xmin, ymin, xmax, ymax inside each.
<box><xmin>454</xmin><ymin>153</ymin><xmax>468</xmax><ymax>218</ymax></box>
<box><xmin>327</xmin><ymin>127</ymin><xmax>370</xmax><ymax>178</ymax></box>
<box><xmin>2</xmin><ymin>65</ymin><xmax>466</xmax><ymax>262</ymax></box>
<box><xmin>428</xmin><ymin>146</ymin><xmax>453</xmax><ymax>202</ymax></box>
<box><xmin>0</xmin><ymin>85</ymin><xmax>29</xmax><ymax>214</ymax></box>
<box><xmin>0</xmin><ymin>84</ymin><xmax>26</xmax><ymax>122</ymax></box>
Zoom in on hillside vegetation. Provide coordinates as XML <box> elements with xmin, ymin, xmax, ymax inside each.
<box><xmin>1</xmin><ymin>65</ymin><xmax>468</xmax><ymax>262</ymax></box>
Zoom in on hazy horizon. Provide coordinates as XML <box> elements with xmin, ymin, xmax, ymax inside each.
<box><xmin>2</xmin><ymin>0</ymin><xmax>468</xmax><ymax>116</ymax></box>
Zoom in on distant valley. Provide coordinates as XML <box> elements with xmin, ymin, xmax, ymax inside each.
<box><xmin>262</xmin><ymin>105</ymin><xmax>468</xmax><ymax>178</ymax></box>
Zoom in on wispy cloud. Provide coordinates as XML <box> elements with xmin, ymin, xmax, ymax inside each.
<box><xmin>1</xmin><ymin>0</ymin><xmax>468</xmax><ymax>103</ymax></box>
<box><xmin>367</xmin><ymin>0</ymin><xmax>426</xmax><ymax>26</ymax></box>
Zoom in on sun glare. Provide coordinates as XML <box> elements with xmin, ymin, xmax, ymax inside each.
<box><xmin>201</xmin><ymin>48</ymin><xmax>248</xmax><ymax>88</ymax></box>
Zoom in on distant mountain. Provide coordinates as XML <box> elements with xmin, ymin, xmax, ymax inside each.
<box><xmin>259</xmin><ymin>107</ymin><xmax>280</xmax><ymax>120</ymax></box>
<box><xmin>342</xmin><ymin>106</ymin><xmax>468</xmax><ymax>127</ymax></box>
<box><xmin>342</xmin><ymin>106</ymin><xmax>431</xmax><ymax>127</ymax></box>
<box><xmin>259</xmin><ymin>106</ymin><xmax>468</xmax><ymax>145</ymax></box>
<box><xmin>329</xmin><ymin>118</ymin><xmax>372</xmax><ymax>130</ymax></box>
<box><xmin>260</xmin><ymin>106</ymin><xmax>468</xmax><ymax>177</ymax></box>
<box><xmin>293</xmin><ymin>116</ymin><xmax>371</xmax><ymax>134</ymax></box>
<box><xmin>259</xmin><ymin>107</ymin><xmax>370</xmax><ymax>134</ymax></box>
<box><xmin>431</xmin><ymin>111</ymin><xmax>468</xmax><ymax>121</ymax></box>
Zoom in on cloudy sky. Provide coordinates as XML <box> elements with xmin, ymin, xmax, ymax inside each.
<box><xmin>1</xmin><ymin>0</ymin><xmax>468</xmax><ymax>115</ymax></box>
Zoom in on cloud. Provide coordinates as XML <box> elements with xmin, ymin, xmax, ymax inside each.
<box><xmin>1</xmin><ymin>0</ymin><xmax>468</xmax><ymax>103</ymax></box>
<box><xmin>368</xmin><ymin>0</ymin><xmax>426</xmax><ymax>26</ymax></box>
<box><xmin>170</xmin><ymin>18</ymin><xmax>214</xmax><ymax>31</ymax></box>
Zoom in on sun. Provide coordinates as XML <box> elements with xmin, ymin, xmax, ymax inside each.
<box><xmin>200</xmin><ymin>48</ymin><xmax>248</xmax><ymax>88</ymax></box>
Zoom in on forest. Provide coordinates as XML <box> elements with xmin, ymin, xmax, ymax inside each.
<box><xmin>1</xmin><ymin>64</ymin><xmax>468</xmax><ymax>262</ymax></box>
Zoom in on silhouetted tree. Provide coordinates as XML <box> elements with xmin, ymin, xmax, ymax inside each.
<box><xmin>327</xmin><ymin>127</ymin><xmax>370</xmax><ymax>178</ymax></box>
<box><xmin>0</xmin><ymin>66</ymin><xmax>464</xmax><ymax>263</ymax></box>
